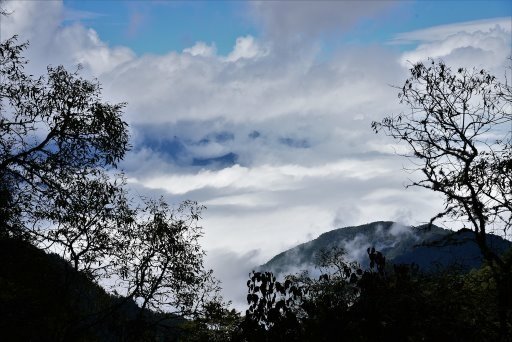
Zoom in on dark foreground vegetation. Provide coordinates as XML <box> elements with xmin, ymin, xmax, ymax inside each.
<box><xmin>237</xmin><ymin>247</ymin><xmax>512</xmax><ymax>342</ymax></box>
<box><xmin>1</xmin><ymin>9</ymin><xmax>511</xmax><ymax>342</ymax></box>
<box><xmin>2</xmin><ymin>235</ymin><xmax>511</xmax><ymax>341</ymax></box>
<box><xmin>0</xmin><ymin>238</ymin><xmax>188</xmax><ymax>341</ymax></box>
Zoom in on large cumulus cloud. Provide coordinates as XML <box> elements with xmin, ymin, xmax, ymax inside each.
<box><xmin>395</xmin><ymin>17</ymin><xmax>511</xmax><ymax>71</ymax></box>
<box><xmin>0</xmin><ymin>0</ymin><xmax>134</xmax><ymax>76</ymax></box>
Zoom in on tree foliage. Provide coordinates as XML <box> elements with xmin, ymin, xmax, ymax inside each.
<box><xmin>372</xmin><ymin>60</ymin><xmax>511</xmax><ymax>259</ymax></box>
<box><xmin>236</xmin><ymin>247</ymin><xmax>510</xmax><ymax>341</ymax></box>
<box><xmin>238</xmin><ymin>248</ymin><xmax>369</xmax><ymax>341</ymax></box>
<box><xmin>372</xmin><ymin>59</ymin><xmax>512</xmax><ymax>340</ymax></box>
<box><xmin>0</xmin><ymin>36</ymin><xmax>129</xmax><ymax>239</ymax></box>
<box><xmin>0</xmin><ymin>35</ymin><xmax>220</xmax><ymax>328</ymax></box>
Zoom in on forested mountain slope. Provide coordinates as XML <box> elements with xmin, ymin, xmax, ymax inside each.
<box><xmin>0</xmin><ymin>238</ymin><xmax>184</xmax><ymax>341</ymax></box>
<box><xmin>261</xmin><ymin>221</ymin><xmax>512</xmax><ymax>275</ymax></box>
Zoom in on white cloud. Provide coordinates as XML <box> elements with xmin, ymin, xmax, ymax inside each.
<box><xmin>183</xmin><ymin>41</ymin><xmax>217</xmax><ymax>57</ymax></box>
<box><xmin>130</xmin><ymin>159</ymin><xmax>393</xmax><ymax>195</ymax></box>
<box><xmin>396</xmin><ymin>17</ymin><xmax>511</xmax><ymax>70</ymax></box>
<box><xmin>60</xmin><ymin>25</ymin><xmax>135</xmax><ymax>75</ymax></box>
<box><xmin>103</xmin><ymin>44</ymin><xmax>402</xmax><ymax>126</ymax></box>
<box><xmin>394</xmin><ymin>17</ymin><xmax>511</xmax><ymax>43</ymax></box>
<box><xmin>0</xmin><ymin>0</ymin><xmax>62</xmax><ymax>42</ymax></box>
<box><xmin>205</xmin><ymin>249</ymin><xmax>261</xmax><ymax>310</ymax></box>
<box><xmin>1</xmin><ymin>0</ymin><xmax>134</xmax><ymax>76</ymax></box>
<box><xmin>225</xmin><ymin>35</ymin><xmax>268</xmax><ymax>62</ymax></box>
<box><xmin>126</xmin><ymin>151</ymin><xmax>445</xmax><ymax>261</ymax></box>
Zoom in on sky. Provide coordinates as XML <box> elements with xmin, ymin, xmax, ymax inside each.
<box><xmin>1</xmin><ymin>0</ymin><xmax>511</xmax><ymax>308</ymax></box>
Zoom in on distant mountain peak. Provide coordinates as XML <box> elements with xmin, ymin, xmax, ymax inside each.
<box><xmin>260</xmin><ymin>221</ymin><xmax>511</xmax><ymax>276</ymax></box>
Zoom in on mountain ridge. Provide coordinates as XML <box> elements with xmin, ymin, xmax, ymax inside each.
<box><xmin>260</xmin><ymin>221</ymin><xmax>512</xmax><ymax>276</ymax></box>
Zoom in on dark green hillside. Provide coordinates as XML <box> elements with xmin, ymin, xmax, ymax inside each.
<box><xmin>0</xmin><ymin>238</ymin><xmax>184</xmax><ymax>341</ymax></box>
<box><xmin>261</xmin><ymin>221</ymin><xmax>512</xmax><ymax>274</ymax></box>
<box><xmin>394</xmin><ymin>228</ymin><xmax>512</xmax><ymax>271</ymax></box>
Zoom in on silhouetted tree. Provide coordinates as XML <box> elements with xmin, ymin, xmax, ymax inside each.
<box><xmin>0</xmin><ymin>34</ymin><xmax>221</xmax><ymax>333</ymax></box>
<box><xmin>0</xmin><ymin>36</ymin><xmax>129</xmax><ymax>239</ymax></box>
<box><xmin>239</xmin><ymin>248</ymin><xmax>366</xmax><ymax>341</ymax></box>
<box><xmin>372</xmin><ymin>59</ymin><xmax>512</xmax><ymax>339</ymax></box>
<box><xmin>180</xmin><ymin>300</ymin><xmax>241</xmax><ymax>342</ymax></box>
